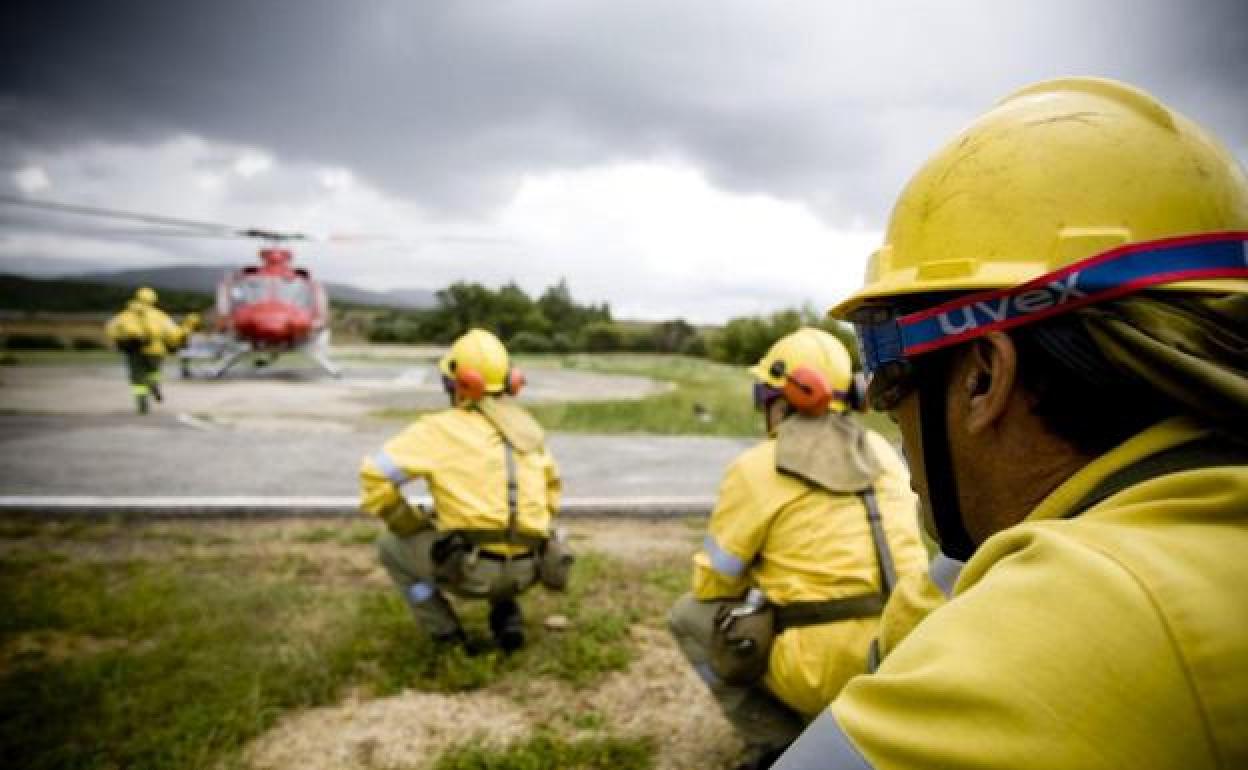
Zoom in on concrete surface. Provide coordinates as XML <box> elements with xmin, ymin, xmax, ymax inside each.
<box><xmin>0</xmin><ymin>361</ymin><xmax>749</xmax><ymax>504</ymax></box>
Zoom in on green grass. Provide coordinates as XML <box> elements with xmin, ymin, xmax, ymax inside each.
<box><xmin>520</xmin><ymin>353</ymin><xmax>761</xmax><ymax>437</ymax></box>
<box><xmin>0</xmin><ymin>555</ymin><xmax>360</xmax><ymax>770</ymax></box>
<box><xmin>291</xmin><ymin>522</ymin><xmax>383</xmax><ymax>546</ymax></box>
<box><xmin>0</xmin><ymin>523</ymin><xmax>673</xmax><ymax>770</ymax></box>
<box><xmin>523</xmin><ymin>353</ymin><xmax>896</xmax><ymax>440</ymax></box>
<box><xmin>433</xmin><ymin>731</ymin><xmax>654</xmax><ymax>770</ymax></box>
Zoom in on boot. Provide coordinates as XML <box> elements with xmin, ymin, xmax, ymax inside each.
<box><xmin>135</xmin><ymin>394</ymin><xmax>149</xmax><ymax>415</ymax></box>
<box><xmin>432</xmin><ymin>628</ymin><xmax>486</xmax><ymax>656</ymax></box>
<box><xmin>488</xmin><ymin>598</ymin><xmax>525</xmax><ymax>652</ymax></box>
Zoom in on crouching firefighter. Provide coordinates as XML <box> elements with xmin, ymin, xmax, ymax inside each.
<box><xmin>669</xmin><ymin>328</ymin><xmax>928</xmax><ymax>770</ymax></box>
<box><xmin>359</xmin><ymin>329</ymin><xmax>569</xmax><ymax>652</ymax></box>
<box><xmin>104</xmin><ymin>286</ymin><xmax>187</xmax><ymax>414</ymax></box>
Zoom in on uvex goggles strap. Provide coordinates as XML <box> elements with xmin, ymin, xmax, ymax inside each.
<box><xmin>854</xmin><ymin>232</ymin><xmax>1248</xmax><ymax>375</ymax></box>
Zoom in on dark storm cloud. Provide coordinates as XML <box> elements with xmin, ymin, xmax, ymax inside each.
<box><xmin>3</xmin><ymin>0</ymin><xmax>1246</xmax><ymax>225</ymax></box>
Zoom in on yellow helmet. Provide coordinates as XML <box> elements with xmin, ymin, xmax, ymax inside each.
<box><xmin>438</xmin><ymin>328</ymin><xmax>524</xmax><ymax>401</ymax></box>
<box><xmin>135</xmin><ymin>286</ymin><xmax>158</xmax><ymax>305</ymax></box>
<box><xmin>831</xmin><ymin>77</ymin><xmax>1248</xmax><ymax>381</ymax></box>
<box><xmin>750</xmin><ymin>327</ymin><xmax>854</xmax><ymax>415</ymax></box>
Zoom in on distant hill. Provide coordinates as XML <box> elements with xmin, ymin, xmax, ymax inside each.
<box><xmin>0</xmin><ymin>274</ymin><xmax>212</xmax><ymax>314</ymax></box>
<box><xmin>63</xmin><ymin>266</ymin><xmax>438</xmax><ymax>310</ymax></box>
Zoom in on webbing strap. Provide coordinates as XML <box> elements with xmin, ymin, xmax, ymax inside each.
<box><xmin>1066</xmin><ymin>434</ymin><xmax>1248</xmax><ymax>519</ymax></box>
<box><xmin>774</xmin><ymin>594</ymin><xmax>885</xmax><ymax>631</ymax></box>
<box><xmin>502</xmin><ymin>440</ymin><xmax>519</xmax><ymax>545</ymax></box>
<box><xmin>768</xmin><ymin>486</ymin><xmax>897</xmax><ymax>632</ymax></box>
<box><xmin>449</xmin><ymin>528</ymin><xmax>547</xmax><ymax>551</ymax></box>
<box><xmin>861</xmin><ymin>487</ymin><xmax>897</xmax><ymax>598</ymax></box>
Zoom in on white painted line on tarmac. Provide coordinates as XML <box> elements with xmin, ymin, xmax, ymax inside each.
<box><xmin>0</xmin><ymin>495</ymin><xmax>716</xmax><ymax>518</ymax></box>
<box><xmin>175</xmin><ymin>413</ymin><xmax>218</xmax><ymax>431</ymax></box>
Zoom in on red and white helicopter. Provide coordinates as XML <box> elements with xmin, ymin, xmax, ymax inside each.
<box><xmin>186</xmin><ymin>234</ymin><xmax>340</xmax><ymax>378</ymax></box>
<box><xmin>1</xmin><ymin>195</ymin><xmax>346</xmax><ymax>377</ymax></box>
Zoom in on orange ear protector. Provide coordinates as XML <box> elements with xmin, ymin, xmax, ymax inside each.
<box><xmin>782</xmin><ymin>365</ymin><xmax>834</xmax><ymax>416</ymax></box>
<box><xmin>506</xmin><ymin>368</ymin><xmax>526</xmax><ymax>396</ymax></box>
<box><xmin>449</xmin><ymin>362</ymin><xmax>526</xmax><ymax>401</ymax></box>
<box><xmin>770</xmin><ymin>360</ymin><xmax>851</xmax><ymax>416</ymax></box>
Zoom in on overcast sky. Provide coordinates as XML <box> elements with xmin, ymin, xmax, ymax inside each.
<box><xmin>2</xmin><ymin>0</ymin><xmax>1245</xmax><ymax>322</ymax></box>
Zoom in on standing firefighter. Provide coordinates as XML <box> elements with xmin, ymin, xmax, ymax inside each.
<box><xmin>776</xmin><ymin>78</ymin><xmax>1248</xmax><ymax>769</ymax></box>
<box><xmin>104</xmin><ymin>287</ymin><xmax>191</xmax><ymax>414</ymax></box>
<box><xmin>359</xmin><ymin>329</ymin><xmax>566</xmax><ymax>652</ymax></box>
<box><xmin>669</xmin><ymin>327</ymin><xmax>927</xmax><ymax>770</ymax></box>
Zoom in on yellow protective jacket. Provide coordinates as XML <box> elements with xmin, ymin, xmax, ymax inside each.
<box><xmin>359</xmin><ymin>399</ymin><xmax>561</xmax><ymax>555</ymax></box>
<box><xmin>105</xmin><ymin>301</ymin><xmax>180</xmax><ymax>356</ymax></box>
<box><xmin>796</xmin><ymin>417</ymin><xmax>1248</xmax><ymax>770</ymax></box>
<box><xmin>694</xmin><ymin>422</ymin><xmax>927</xmax><ymax>718</ymax></box>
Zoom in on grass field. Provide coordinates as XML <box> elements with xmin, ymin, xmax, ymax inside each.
<box><xmin>0</xmin><ymin>517</ymin><xmax>739</xmax><ymax>770</ymax></box>
<box><xmin>523</xmin><ymin>354</ymin><xmax>899</xmax><ymax>441</ymax></box>
<box><xmin>381</xmin><ymin>353</ymin><xmax>899</xmax><ymax>441</ymax></box>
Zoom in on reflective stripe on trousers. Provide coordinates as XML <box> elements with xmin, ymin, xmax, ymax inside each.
<box><xmin>773</xmin><ymin>710</ymin><xmax>874</xmax><ymax>770</ymax></box>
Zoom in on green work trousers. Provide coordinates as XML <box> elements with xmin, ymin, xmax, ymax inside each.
<box><xmin>377</xmin><ymin>528</ymin><xmax>539</xmax><ymax>638</ymax></box>
<box><xmin>669</xmin><ymin>593</ymin><xmax>806</xmax><ymax>757</ymax></box>
<box><xmin>123</xmin><ymin>350</ymin><xmax>162</xmax><ymax>395</ymax></box>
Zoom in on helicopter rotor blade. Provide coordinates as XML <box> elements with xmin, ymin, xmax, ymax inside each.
<box><xmin>0</xmin><ymin>193</ymin><xmax>237</xmax><ymax>235</ymax></box>
<box><xmin>0</xmin><ymin>194</ymin><xmax>309</xmax><ymax>242</ymax></box>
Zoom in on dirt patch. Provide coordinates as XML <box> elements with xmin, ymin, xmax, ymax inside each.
<box><xmin>242</xmin><ymin>629</ymin><xmax>739</xmax><ymax>770</ymax></box>
<box><xmin>244</xmin><ymin>689</ymin><xmax>530</xmax><ymax>770</ymax></box>
<box><xmin>569</xmin><ymin>519</ymin><xmax>699</xmax><ymax>569</ymax></box>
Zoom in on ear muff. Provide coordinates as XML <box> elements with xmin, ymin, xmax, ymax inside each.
<box><xmin>783</xmin><ymin>365</ymin><xmax>833</xmax><ymax>416</ymax></box>
<box><xmin>454</xmin><ymin>367</ymin><xmax>487</xmax><ymax>402</ymax></box>
<box><xmin>505</xmin><ymin>367</ymin><xmax>526</xmax><ymax>396</ymax></box>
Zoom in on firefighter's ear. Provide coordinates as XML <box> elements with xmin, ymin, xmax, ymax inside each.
<box><xmin>963</xmin><ymin>333</ymin><xmax>1017</xmax><ymax>435</ymax></box>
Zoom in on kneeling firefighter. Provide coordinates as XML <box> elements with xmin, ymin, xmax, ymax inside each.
<box><xmin>104</xmin><ymin>287</ymin><xmax>194</xmax><ymax>414</ymax></box>
<box><xmin>359</xmin><ymin>329</ymin><xmax>568</xmax><ymax>652</ymax></box>
<box><xmin>669</xmin><ymin>327</ymin><xmax>928</xmax><ymax>770</ymax></box>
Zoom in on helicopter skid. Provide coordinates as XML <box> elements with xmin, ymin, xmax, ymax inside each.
<box><xmin>177</xmin><ymin>333</ymin><xmax>341</xmax><ymax>379</ymax></box>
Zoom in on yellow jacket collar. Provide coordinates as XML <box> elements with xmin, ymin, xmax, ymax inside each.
<box><xmin>474</xmin><ymin>397</ymin><xmax>544</xmax><ymax>452</ymax></box>
<box><xmin>1026</xmin><ymin>416</ymin><xmax>1211</xmax><ymax>523</ymax></box>
<box><xmin>774</xmin><ymin>412</ymin><xmax>883</xmax><ymax>493</ymax></box>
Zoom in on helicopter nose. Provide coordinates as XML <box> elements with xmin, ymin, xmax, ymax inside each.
<box><xmin>252</xmin><ymin>314</ymin><xmax>289</xmax><ymax>341</ymax></box>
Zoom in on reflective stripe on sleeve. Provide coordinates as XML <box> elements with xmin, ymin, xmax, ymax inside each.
<box><xmin>372</xmin><ymin>451</ymin><xmax>410</xmax><ymax>487</ymax></box>
<box><xmin>929</xmin><ymin>552</ymin><xmax>964</xmax><ymax>599</ymax></box>
<box><xmin>773</xmin><ymin>710</ymin><xmax>874</xmax><ymax>770</ymax></box>
<box><xmin>703</xmin><ymin>534</ymin><xmax>746</xmax><ymax>578</ymax></box>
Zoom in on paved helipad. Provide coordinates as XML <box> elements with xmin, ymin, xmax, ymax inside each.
<box><xmin>0</xmin><ymin>360</ymin><xmax>748</xmax><ymax>505</ymax></box>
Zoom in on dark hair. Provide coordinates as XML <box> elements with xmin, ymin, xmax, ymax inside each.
<box><xmin>1009</xmin><ymin>315</ymin><xmax>1179</xmax><ymax>456</ymax></box>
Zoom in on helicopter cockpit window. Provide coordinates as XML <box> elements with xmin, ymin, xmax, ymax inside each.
<box><xmin>229</xmin><ymin>276</ymin><xmax>270</xmax><ymax>307</ymax></box>
<box><xmin>275</xmin><ymin>278</ymin><xmax>314</xmax><ymax>308</ymax></box>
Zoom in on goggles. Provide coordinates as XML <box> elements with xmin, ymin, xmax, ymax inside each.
<box><xmin>752</xmin><ymin>381</ymin><xmax>784</xmax><ymax>411</ymax></box>
<box><xmin>850</xmin><ymin>231</ymin><xmax>1248</xmax><ymax>410</ymax></box>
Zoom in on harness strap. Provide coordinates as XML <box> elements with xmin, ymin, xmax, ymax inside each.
<box><xmin>774</xmin><ymin>595</ymin><xmax>885</xmax><ymax>632</ymax></box>
<box><xmin>503</xmin><ymin>439</ymin><xmax>519</xmax><ymax>545</ymax></box>
<box><xmin>768</xmin><ymin>485</ymin><xmax>897</xmax><ymax>632</ymax></box>
<box><xmin>1065</xmin><ymin>433</ymin><xmax>1248</xmax><ymax>519</ymax></box>
<box><xmin>861</xmin><ymin>487</ymin><xmax>897</xmax><ymax>598</ymax></box>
